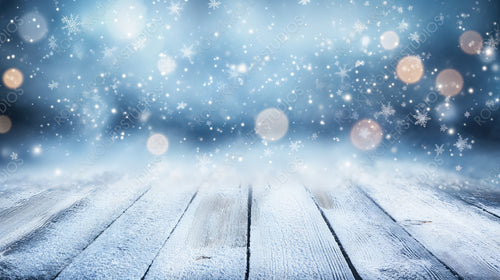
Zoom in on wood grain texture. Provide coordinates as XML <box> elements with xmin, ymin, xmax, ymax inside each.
<box><xmin>360</xmin><ymin>180</ymin><xmax>500</xmax><ymax>279</ymax></box>
<box><xmin>0</xmin><ymin>176</ymin><xmax>150</xmax><ymax>280</ymax></box>
<box><xmin>249</xmin><ymin>185</ymin><xmax>355</xmax><ymax>280</ymax></box>
<box><xmin>56</xmin><ymin>185</ymin><xmax>196</xmax><ymax>280</ymax></box>
<box><xmin>309</xmin><ymin>184</ymin><xmax>457</xmax><ymax>280</ymax></box>
<box><xmin>144</xmin><ymin>185</ymin><xmax>248</xmax><ymax>280</ymax></box>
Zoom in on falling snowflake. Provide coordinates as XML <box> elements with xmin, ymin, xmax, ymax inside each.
<box><xmin>353</xmin><ymin>20</ymin><xmax>367</xmax><ymax>34</ymax></box>
<box><xmin>397</xmin><ymin>20</ymin><xmax>409</xmax><ymax>31</ymax></box>
<box><xmin>168</xmin><ymin>2</ymin><xmax>183</xmax><ymax>15</ymax></box>
<box><xmin>464</xmin><ymin>111</ymin><xmax>470</xmax><ymax>118</ymax></box>
<box><xmin>61</xmin><ymin>14</ymin><xmax>81</xmax><ymax>36</ymax></box>
<box><xmin>298</xmin><ymin>0</ymin><xmax>311</xmax><ymax>5</ymax></box>
<box><xmin>196</xmin><ymin>153</ymin><xmax>213</xmax><ymax>170</ymax></box>
<box><xmin>434</xmin><ymin>144</ymin><xmax>444</xmax><ymax>156</ymax></box>
<box><xmin>208</xmin><ymin>0</ymin><xmax>221</xmax><ymax>10</ymax></box>
<box><xmin>334</xmin><ymin>65</ymin><xmax>350</xmax><ymax>83</ymax></box>
<box><xmin>485</xmin><ymin>36</ymin><xmax>498</xmax><ymax>49</ymax></box>
<box><xmin>176</xmin><ymin>101</ymin><xmax>187</xmax><ymax>110</ymax></box>
<box><xmin>374</xmin><ymin>102</ymin><xmax>395</xmax><ymax>120</ymax></box>
<box><xmin>440</xmin><ymin>124</ymin><xmax>448</xmax><ymax>132</ymax></box>
<box><xmin>289</xmin><ymin>141</ymin><xmax>302</xmax><ymax>152</ymax></box>
<box><xmin>455</xmin><ymin>165</ymin><xmax>462</xmax><ymax>171</ymax></box>
<box><xmin>10</xmin><ymin>152</ymin><xmax>18</xmax><ymax>161</ymax></box>
<box><xmin>48</xmin><ymin>81</ymin><xmax>59</xmax><ymax>90</ymax></box>
<box><xmin>453</xmin><ymin>135</ymin><xmax>472</xmax><ymax>152</ymax></box>
<box><xmin>48</xmin><ymin>35</ymin><xmax>58</xmax><ymax>50</ymax></box>
<box><xmin>409</xmin><ymin>32</ymin><xmax>420</xmax><ymax>43</ymax></box>
<box><xmin>180</xmin><ymin>44</ymin><xmax>195</xmax><ymax>63</ymax></box>
<box><xmin>263</xmin><ymin>148</ymin><xmax>274</xmax><ymax>157</ymax></box>
<box><xmin>358</xmin><ymin>128</ymin><xmax>371</xmax><ymax>139</ymax></box>
<box><xmin>413</xmin><ymin>111</ymin><xmax>431</xmax><ymax>127</ymax></box>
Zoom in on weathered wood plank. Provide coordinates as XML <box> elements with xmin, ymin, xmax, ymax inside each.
<box><xmin>55</xmin><ymin>185</ymin><xmax>197</xmax><ymax>280</ymax></box>
<box><xmin>359</xmin><ymin>179</ymin><xmax>500</xmax><ymax>279</ymax></box>
<box><xmin>144</xmin><ymin>185</ymin><xmax>248</xmax><ymax>280</ymax></box>
<box><xmin>0</xmin><ymin>174</ymin><xmax>114</xmax><ymax>251</ymax></box>
<box><xmin>0</xmin><ymin>175</ymin><xmax>150</xmax><ymax>279</ymax></box>
<box><xmin>249</xmin><ymin>185</ymin><xmax>355</xmax><ymax>280</ymax></box>
<box><xmin>309</xmin><ymin>184</ymin><xmax>457</xmax><ymax>279</ymax></box>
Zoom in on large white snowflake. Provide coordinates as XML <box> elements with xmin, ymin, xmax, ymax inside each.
<box><xmin>334</xmin><ymin>65</ymin><xmax>350</xmax><ymax>83</ymax></box>
<box><xmin>453</xmin><ymin>135</ymin><xmax>472</xmax><ymax>152</ymax></box>
<box><xmin>397</xmin><ymin>20</ymin><xmax>409</xmax><ymax>31</ymax></box>
<box><xmin>289</xmin><ymin>141</ymin><xmax>302</xmax><ymax>152</ymax></box>
<box><xmin>413</xmin><ymin>111</ymin><xmax>431</xmax><ymax>127</ymax></box>
<box><xmin>208</xmin><ymin>0</ymin><xmax>221</xmax><ymax>10</ymax></box>
<box><xmin>180</xmin><ymin>44</ymin><xmax>195</xmax><ymax>63</ymax></box>
<box><xmin>298</xmin><ymin>0</ymin><xmax>311</xmax><ymax>5</ymax></box>
<box><xmin>374</xmin><ymin>102</ymin><xmax>395</xmax><ymax>119</ymax></box>
<box><xmin>48</xmin><ymin>35</ymin><xmax>58</xmax><ymax>50</ymax></box>
<box><xmin>353</xmin><ymin>20</ymin><xmax>367</xmax><ymax>34</ymax></box>
<box><xmin>61</xmin><ymin>14</ymin><xmax>81</xmax><ymax>36</ymax></box>
<box><xmin>434</xmin><ymin>144</ymin><xmax>444</xmax><ymax>156</ymax></box>
<box><xmin>409</xmin><ymin>32</ymin><xmax>420</xmax><ymax>43</ymax></box>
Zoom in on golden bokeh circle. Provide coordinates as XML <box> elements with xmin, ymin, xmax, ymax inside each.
<box><xmin>459</xmin><ymin>30</ymin><xmax>483</xmax><ymax>55</ymax></box>
<box><xmin>2</xmin><ymin>68</ymin><xmax>24</xmax><ymax>89</ymax></box>
<box><xmin>350</xmin><ymin>119</ymin><xmax>383</xmax><ymax>151</ymax></box>
<box><xmin>0</xmin><ymin>115</ymin><xmax>12</xmax><ymax>134</ymax></box>
<box><xmin>436</xmin><ymin>69</ymin><xmax>464</xmax><ymax>97</ymax></box>
<box><xmin>396</xmin><ymin>55</ymin><xmax>424</xmax><ymax>84</ymax></box>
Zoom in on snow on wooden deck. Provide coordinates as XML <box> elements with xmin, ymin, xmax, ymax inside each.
<box><xmin>0</xmin><ymin>165</ymin><xmax>499</xmax><ymax>279</ymax></box>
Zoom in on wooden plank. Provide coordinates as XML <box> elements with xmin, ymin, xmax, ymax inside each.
<box><xmin>308</xmin><ymin>184</ymin><xmax>457</xmax><ymax>279</ymax></box>
<box><xmin>0</xmin><ymin>187</ymin><xmax>93</xmax><ymax>252</ymax></box>
<box><xmin>55</xmin><ymin>185</ymin><xmax>197</xmax><ymax>280</ymax></box>
<box><xmin>422</xmin><ymin>178</ymin><xmax>500</xmax><ymax>219</ymax></box>
<box><xmin>0</xmin><ymin>175</ymin><xmax>150</xmax><ymax>279</ymax></box>
<box><xmin>0</xmin><ymin>174</ymin><xmax>114</xmax><ymax>250</ymax></box>
<box><xmin>143</xmin><ymin>185</ymin><xmax>248</xmax><ymax>280</ymax></box>
<box><xmin>249</xmin><ymin>185</ymin><xmax>355</xmax><ymax>280</ymax></box>
<box><xmin>359</xmin><ymin>179</ymin><xmax>500</xmax><ymax>279</ymax></box>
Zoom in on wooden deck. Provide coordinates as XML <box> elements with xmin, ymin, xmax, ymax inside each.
<box><xmin>0</xmin><ymin>171</ymin><xmax>499</xmax><ymax>279</ymax></box>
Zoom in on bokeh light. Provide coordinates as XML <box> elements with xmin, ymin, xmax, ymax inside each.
<box><xmin>19</xmin><ymin>12</ymin><xmax>49</xmax><ymax>43</ymax></box>
<box><xmin>0</xmin><ymin>115</ymin><xmax>12</xmax><ymax>134</ymax></box>
<box><xmin>459</xmin><ymin>30</ymin><xmax>483</xmax><ymax>55</ymax></box>
<box><xmin>396</xmin><ymin>55</ymin><xmax>424</xmax><ymax>84</ymax></box>
<box><xmin>436</xmin><ymin>69</ymin><xmax>464</xmax><ymax>97</ymax></box>
<box><xmin>2</xmin><ymin>68</ymin><xmax>23</xmax><ymax>89</ymax></box>
<box><xmin>255</xmin><ymin>108</ymin><xmax>289</xmax><ymax>141</ymax></box>
<box><xmin>105</xmin><ymin>0</ymin><xmax>147</xmax><ymax>39</ymax></box>
<box><xmin>350</xmin><ymin>119</ymin><xmax>383</xmax><ymax>151</ymax></box>
<box><xmin>380</xmin><ymin>31</ymin><xmax>399</xmax><ymax>50</ymax></box>
<box><xmin>147</xmin><ymin>133</ymin><xmax>169</xmax><ymax>155</ymax></box>
<box><xmin>157</xmin><ymin>54</ymin><xmax>176</xmax><ymax>76</ymax></box>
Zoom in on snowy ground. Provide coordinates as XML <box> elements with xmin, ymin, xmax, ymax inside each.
<box><xmin>0</xmin><ymin>148</ymin><xmax>499</xmax><ymax>279</ymax></box>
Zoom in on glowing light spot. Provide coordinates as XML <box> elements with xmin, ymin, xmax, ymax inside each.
<box><xmin>33</xmin><ymin>145</ymin><xmax>42</xmax><ymax>155</ymax></box>
<box><xmin>105</xmin><ymin>0</ymin><xmax>147</xmax><ymax>40</ymax></box>
<box><xmin>19</xmin><ymin>12</ymin><xmax>48</xmax><ymax>43</ymax></box>
<box><xmin>147</xmin><ymin>133</ymin><xmax>169</xmax><ymax>155</ymax></box>
<box><xmin>236</xmin><ymin>63</ymin><xmax>248</xmax><ymax>74</ymax></box>
<box><xmin>436</xmin><ymin>69</ymin><xmax>464</xmax><ymax>97</ymax></box>
<box><xmin>350</xmin><ymin>119</ymin><xmax>383</xmax><ymax>151</ymax></box>
<box><xmin>0</xmin><ymin>115</ymin><xmax>12</xmax><ymax>134</ymax></box>
<box><xmin>396</xmin><ymin>55</ymin><xmax>424</xmax><ymax>84</ymax></box>
<box><xmin>2</xmin><ymin>68</ymin><xmax>23</xmax><ymax>89</ymax></box>
<box><xmin>380</xmin><ymin>31</ymin><xmax>399</xmax><ymax>50</ymax></box>
<box><xmin>459</xmin><ymin>30</ymin><xmax>483</xmax><ymax>55</ymax></box>
<box><xmin>255</xmin><ymin>108</ymin><xmax>289</xmax><ymax>141</ymax></box>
